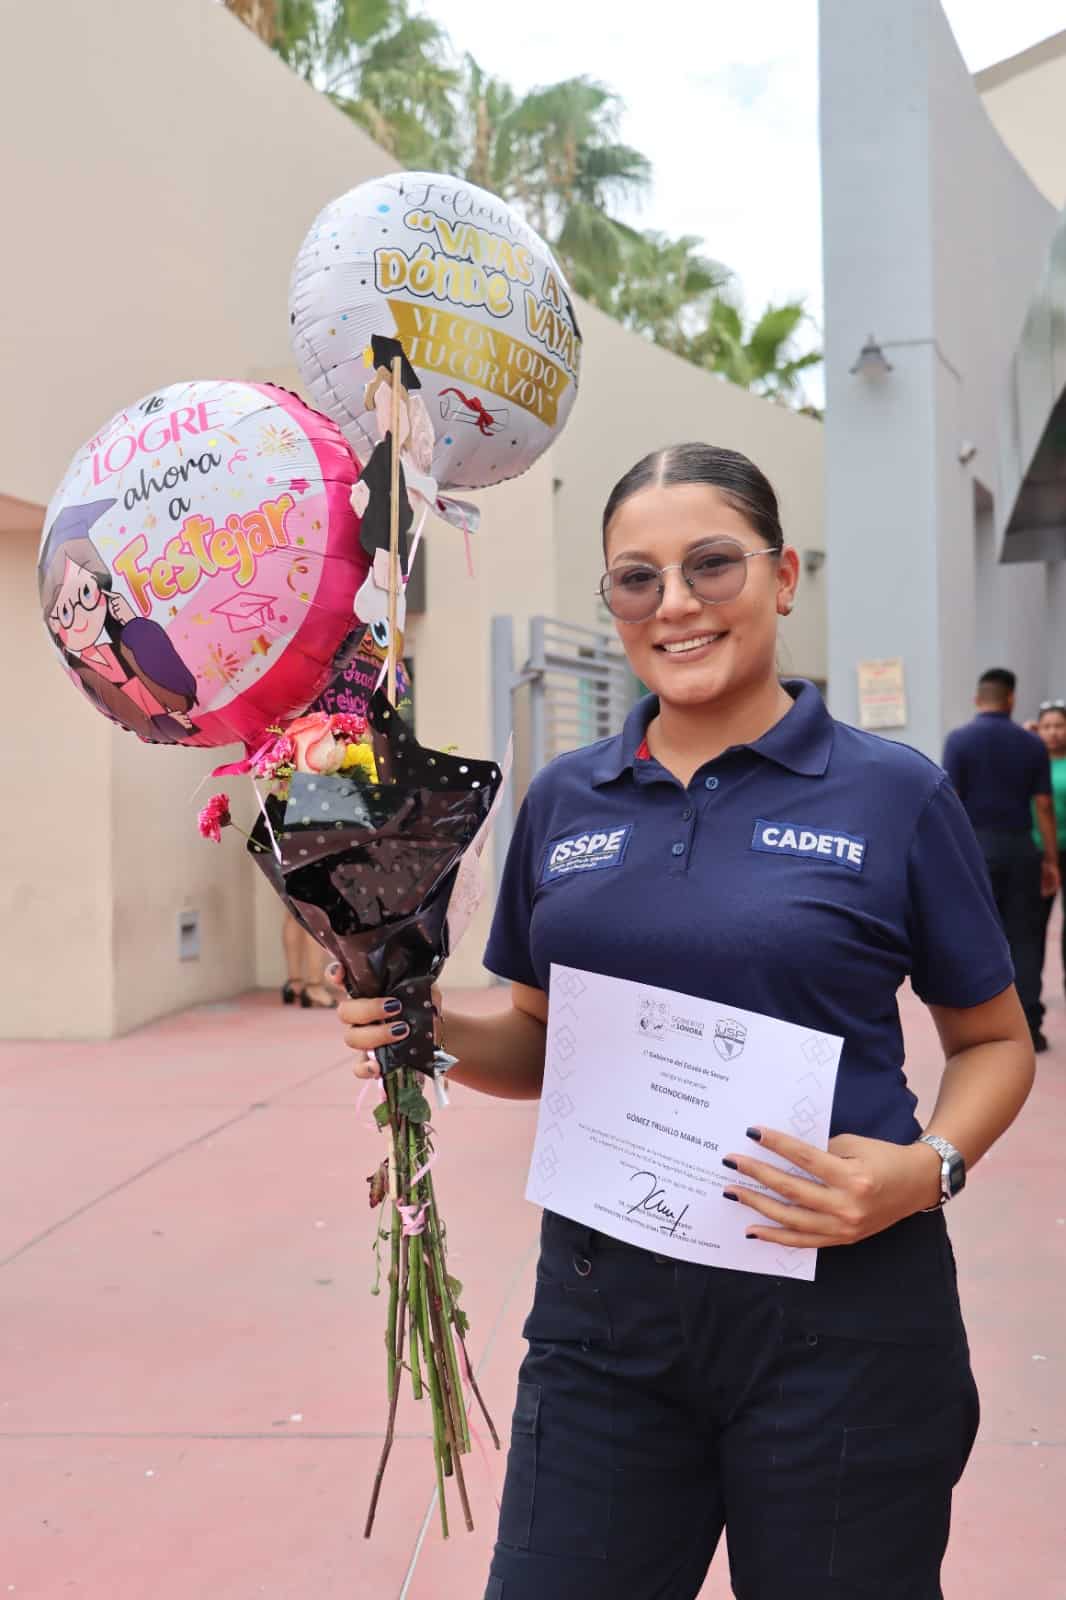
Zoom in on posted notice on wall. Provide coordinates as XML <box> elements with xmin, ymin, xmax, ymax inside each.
<box><xmin>857</xmin><ymin>657</ymin><xmax>907</xmax><ymax>729</ymax></box>
<box><xmin>526</xmin><ymin>965</ymin><xmax>843</xmax><ymax>1280</ymax></box>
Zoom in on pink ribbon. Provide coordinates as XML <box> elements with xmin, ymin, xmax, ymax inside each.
<box><xmin>398</xmin><ymin>1202</ymin><xmax>429</xmax><ymax>1236</ymax></box>
<box><xmin>210</xmin><ymin>733</ymin><xmax>276</xmax><ymax>778</ymax></box>
<box><xmin>397</xmin><ymin>1151</ymin><xmax>436</xmax><ymax>1236</ymax></box>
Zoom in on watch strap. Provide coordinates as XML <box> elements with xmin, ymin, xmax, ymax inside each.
<box><xmin>918</xmin><ymin>1133</ymin><xmax>965</xmax><ymax>1208</ymax></box>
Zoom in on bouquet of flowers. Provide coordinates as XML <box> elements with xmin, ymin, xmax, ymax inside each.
<box><xmin>198</xmin><ymin>691</ymin><xmax>503</xmax><ymax>1534</ymax></box>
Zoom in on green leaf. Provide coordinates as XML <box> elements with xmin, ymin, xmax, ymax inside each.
<box><xmin>446</xmin><ymin>1275</ymin><xmax>463</xmax><ymax>1302</ymax></box>
<box><xmin>454</xmin><ymin>1307</ymin><xmax>470</xmax><ymax>1337</ymax></box>
<box><xmin>373</xmin><ymin>1100</ymin><xmax>392</xmax><ymax>1129</ymax></box>
<box><xmin>396</xmin><ymin>1081</ymin><xmax>432</xmax><ymax>1124</ymax></box>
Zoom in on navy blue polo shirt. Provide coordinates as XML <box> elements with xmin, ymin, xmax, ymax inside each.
<box><xmin>942</xmin><ymin>711</ymin><xmax>1051</xmax><ymax>833</ymax></box>
<box><xmin>485</xmin><ymin>681</ymin><xmax>1014</xmax><ymax>1144</ymax></box>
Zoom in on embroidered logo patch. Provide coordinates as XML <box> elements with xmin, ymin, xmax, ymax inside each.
<box><xmin>542</xmin><ymin>824</ymin><xmax>634</xmax><ymax>882</ymax></box>
<box><xmin>751</xmin><ymin>819</ymin><xmax>866</xmax><ymax>873</ymax></box>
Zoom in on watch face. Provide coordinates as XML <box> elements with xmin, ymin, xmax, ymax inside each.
<box><xmin>945</xmin><ymin>1153</ymin><xmax>966</xmax><ymax>1197</ymax></box>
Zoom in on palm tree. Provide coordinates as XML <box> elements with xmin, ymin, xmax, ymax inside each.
<box><xmin>223</xmin><ymin>0</ymin><xmax>278</xmax><ymax>45</ymax></box>
<box><xmin>230</xmin><ymin>2</ymin><xmax>821</xmax><ymax>412</ymax></box>
<box><xmin>498</xmin><ymin>77</ymin><xmax>651</xmax><ymax>302</ymax></box>
<box><xmin>610</xmin><ymin>231</ymin><xmax>731</xmax><ymax>355</ymax></box>
<box><xmin>454</xmin><ymin>54</ymin><xmax>519</xmax><ymax>195</ymax></box>
<box><xmin>266</xmin><ymin>0</ymin><xmax>460</xmax><ymax>169</ymax></box>
<box><xmin>693</xmin><ymin>297</ymin><xmax>823</xmax><ymax>409</ymax></box>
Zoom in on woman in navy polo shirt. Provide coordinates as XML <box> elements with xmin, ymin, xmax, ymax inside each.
<box><xmin>336</xmin><ymin>444</ymin><xmax>1034</xmax><ymax>1599</ymax></box>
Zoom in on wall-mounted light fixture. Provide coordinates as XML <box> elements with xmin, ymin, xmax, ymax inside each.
<box><xmin>803</xmin><ymin>549</ymin><xmax>826</xmax><ymax>576</ymax></box>
<box><xmin>849</xmin><ymin>334</ymin><xmax>893</xmax><ymax>377</ymax></box>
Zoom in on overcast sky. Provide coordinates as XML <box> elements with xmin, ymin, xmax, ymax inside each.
<box><xmin>429</xmin><ymin>0</ymin><xmax>1064</xmax><ymax>390</ymax></box>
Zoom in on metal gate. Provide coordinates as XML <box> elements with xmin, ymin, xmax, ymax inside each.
<box><xmin>490</xmin><ymin>614</ymin><xmax>638</xmax><ymax>896</ymax></box>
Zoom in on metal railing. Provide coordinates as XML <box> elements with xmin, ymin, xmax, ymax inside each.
<box><xmin>490</xmin><ymin>614</ymin><xmax>637</xmax><ymax>900</ymax></box>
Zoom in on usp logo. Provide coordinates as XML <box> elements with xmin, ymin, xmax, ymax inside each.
<box><xmin>713</xmin><ymin>1018</ymin><xmax>747</xmax><ymax>1061</ymax></box>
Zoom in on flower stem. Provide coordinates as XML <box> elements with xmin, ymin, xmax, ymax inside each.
<box><xmin>364</xmin><ymin>1212</ymin><xmax>406</xmax><ymax>1537</ymax></box>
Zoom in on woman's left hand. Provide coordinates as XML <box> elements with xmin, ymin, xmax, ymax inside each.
<box><xmin>724</xmin><ymin>1127</ymin><xmax>943</xmax><ymax>1249</ymax></box>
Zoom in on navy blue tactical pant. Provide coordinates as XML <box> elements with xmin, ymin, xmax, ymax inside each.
<box><xmin>976</xmin><ymin>828</ymin><xmax>1044</xmax><ymax>1032</ymax></box>
<box><xmin>484</xmin><ymin>1209</ymin><xmax>978</xmax><ymax>1599</ymax></box>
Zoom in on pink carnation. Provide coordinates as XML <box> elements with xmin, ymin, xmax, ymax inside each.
<box><xmin>198</xmin><ymin>792</ymin><xmax>232</xmax><ymax>843</ymax></box>
<box><xmin>252</xmin><ymin>734</ymin><xmax>295</xmax><ymax>778</ymax></box>
<box><xmin>330</xmin><ymin>713</ymin><xmax>368</xmax><ymax>740</ymax></box>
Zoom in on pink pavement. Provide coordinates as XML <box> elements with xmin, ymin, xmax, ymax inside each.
<box><xmin>1</xmin><ymin>966</ymin><xmax>1064</xmax><ymax>1599</ymax></box>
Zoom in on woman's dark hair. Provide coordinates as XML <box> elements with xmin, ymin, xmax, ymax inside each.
<box><xmin>602</xmin><ymin>443</ymin><xmax>784</xmax><ymax>553</ymax></box>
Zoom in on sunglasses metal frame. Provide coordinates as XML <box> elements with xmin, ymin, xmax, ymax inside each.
<box><xmin>597</xmin><ymin>545</ymin><xmax>781</xmax><ymax>623</ymax></box>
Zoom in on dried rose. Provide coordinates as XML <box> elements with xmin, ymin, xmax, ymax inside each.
<box><xmin>367</xmin><ymin>1160</ymin><xmax>389</xmax><ymax>1209</ymax></box>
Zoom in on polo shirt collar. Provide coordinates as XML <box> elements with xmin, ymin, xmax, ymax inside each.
<box><xmin>589</xmin><ymin>679</ymin><xmax>833</xmax><ymax>786</ymax></box>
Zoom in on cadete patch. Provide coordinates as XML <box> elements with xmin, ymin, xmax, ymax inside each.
<box><xmin>542</xmin><ymin>824</ymin><xmax>634</xmax><ymax>882</ymax></box>
<box><xmin>751</xmin><ymin>818</ymin><xmax>866</xmax><ymax>872</ymax></box>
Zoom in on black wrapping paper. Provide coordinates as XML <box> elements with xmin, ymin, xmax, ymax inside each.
<box><xmin>249</xmin><ymin>691</ymin><xmax>502</xmax><ymax>1074</ymax></box>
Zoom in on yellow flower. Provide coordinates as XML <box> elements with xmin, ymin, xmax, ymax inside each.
<box><xmin>341</xmin><ymin>742</ymin><xmax>379</xmax><ymax>783</ymax></box>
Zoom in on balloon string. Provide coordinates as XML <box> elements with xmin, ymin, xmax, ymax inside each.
<box><xmin>463</xmin><ymin>516</ymin><xmax>475</xmax><ymax>580</ymax></box>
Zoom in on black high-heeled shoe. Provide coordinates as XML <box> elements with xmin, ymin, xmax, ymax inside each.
<box><xmin>281</xmin><ymin>980</ymin><xmax>304</xmax><ymax>1005</ymax></box>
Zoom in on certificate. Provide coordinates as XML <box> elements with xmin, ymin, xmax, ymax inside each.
<box><xmin>526</xmin><ymin>964</ymin><xmax>843</xmax><ymax>1280</ymax></box>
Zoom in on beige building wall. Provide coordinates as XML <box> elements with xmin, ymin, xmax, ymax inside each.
<box><xmin>976</xmin><ymin>32</ymin><xmax>1066</xmax><ymax>208</ymax></box>
<box><xmin>1</xmin><ymin>0</ymin><xmax>823</xmax><ymax>1035</ymax></box>
<box><xmin>2</xmin><ymin>509</ymin><xmax>114</xmax><ymax>1038</ymax></box>
<box><xmin>552</xmin><ymin>302</ymin><xmax>827</xmax><ymax>683</ymax></box>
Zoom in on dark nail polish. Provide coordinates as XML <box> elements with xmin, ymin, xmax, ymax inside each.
<box><xmin>383</xmin><ymin>999</ymin><xmax>403</xmax><ymax>1017</ymax></box>
<box><xmin>390</xmin><ymin>1022</ymin><xmax>409</xmax><ymax>1038</ymax></box>
<box><xmin>722</xmin><ymin>1190</ymin><xmax>739</xmax><ymax>1202</ymax></box>
<box><xmin>722</xmin><ymin>1157</ymin><xmax>738</xmax><ymax>1171</ymax></box>
<box><xmin>745</xmin><ymin>1232</ymin><xmax>759</xmax><ymax>1240</ymax></box>
<box><xmin>745</xmin><ymin>1127</ymin><xmax>762</xmax><ymax>1142</ymax></box>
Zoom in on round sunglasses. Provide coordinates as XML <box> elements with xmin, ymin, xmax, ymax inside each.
<box><xmin>599</xmin><ymin>540</ymin><xmax>781</xmax><ymax>624</ymax></box>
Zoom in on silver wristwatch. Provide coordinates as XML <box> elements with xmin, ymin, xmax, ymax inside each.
<box><xmin>918</xmin><ymin>1133</ymin><xmax>966</xmax><ymax>1209</ymax></box>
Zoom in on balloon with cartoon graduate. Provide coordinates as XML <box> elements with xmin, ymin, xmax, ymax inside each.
<box><xmin>37</xmin><ymin>381</ymin><xmax>369</xmax><ymax>748</ymax></box>
<box><xmin>40</xmin><ymin>498</ymin><xmax>201</xmax><ymax>741</ymax></box>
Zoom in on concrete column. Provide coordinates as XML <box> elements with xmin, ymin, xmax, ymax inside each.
<box><xmin>820</xmin><ymin>0</ymin><xmax>1058</xmax><ymax>758</ymax></box>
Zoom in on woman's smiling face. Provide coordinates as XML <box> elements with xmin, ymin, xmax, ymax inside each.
<box><xmin>602</xmin><ymin>482</ymin><xmax>798</xmax><ymax>709</ymax></box>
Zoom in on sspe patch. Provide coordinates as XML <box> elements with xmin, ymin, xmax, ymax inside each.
<box><xmin>542</xmin><ymin>824</ymin><xmax>634</xmax><ymax>882</ymax></box>
<box><xmin>751</xmin><ymin>818</ymin><xmax>867</xmax><ymax>872</ymax></box>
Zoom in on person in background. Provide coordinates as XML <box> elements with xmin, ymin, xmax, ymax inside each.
<box><xmin>1032</xmin><ymin>700</ymin><xmax>1066</xmax><ymax>1027</ymax></box>
<box><xmin>281</xmin><ymin>912</ymin><xmax>336</xmax><ymax>1008</ymax></box>
<box><xmin>943</xmin><ymin>669</ymin><xmax>1060</xmax><ymax>1052</ymax></box>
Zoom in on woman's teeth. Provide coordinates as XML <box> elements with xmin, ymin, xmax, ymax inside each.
<box><xmin>659</xmin><ymin>633</ymin><xmax>723</xmax><ymax>655</ymax></box>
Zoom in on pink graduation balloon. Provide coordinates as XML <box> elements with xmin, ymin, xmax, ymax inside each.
<box><xmin>289</xmin><ymin>171</ymin><xmax>582</xmax><ymax>492</ymax></box>
<box><xmin>37</xmin><ymin>381</ymin><xmax>368</xmax><ymax>748</ymax></box>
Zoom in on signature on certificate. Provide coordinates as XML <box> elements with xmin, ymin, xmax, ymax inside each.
<box><xmin>626</xmin><ymin>1170</ymin><xmax>690</xmax><ymax>1236</ymax></box>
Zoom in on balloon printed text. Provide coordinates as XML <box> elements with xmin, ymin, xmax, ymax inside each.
<box><xmin>114</xmin><ymin>493</ymin><xmax>295</xmax><ymax>616</ymax></box>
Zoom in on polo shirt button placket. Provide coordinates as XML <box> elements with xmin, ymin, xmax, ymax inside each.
<box><xmin>705</xmin><ymin>775</ymin><xmax>720</xmax><ymax>791</ymax></box>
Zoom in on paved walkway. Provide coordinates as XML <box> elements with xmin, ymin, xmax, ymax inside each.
<box><xmin>1</xmin><ymin>971</ymin><xmax>1064</xmax><ymax>1598</ymax></box>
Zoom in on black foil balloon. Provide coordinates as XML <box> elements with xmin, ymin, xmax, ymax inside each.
<box><xmin>249</xmin><ymin>690</ymin><xmax>502</xmax><ymax>1074</ymax></box>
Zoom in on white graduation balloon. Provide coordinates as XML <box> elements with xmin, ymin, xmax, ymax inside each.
<box><xmin>289</xmin><ymin>172</ymin><xmax>582</xmax><ymax>494</ymax></box>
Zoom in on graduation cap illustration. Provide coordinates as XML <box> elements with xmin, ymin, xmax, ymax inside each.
<box><xmin>364</xmin><ymin>334</ymin><xmax>421</xmax><ymax>392</ymax></box>
<box><xmin>38</xmin><ymin>499</ymin><xmax>117</xmax><ymax>584</ymax></box>
<box><xmin>211</xmin><ymin>591</ymin><xmax>279</xmax><ymax>634</ymax></box>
